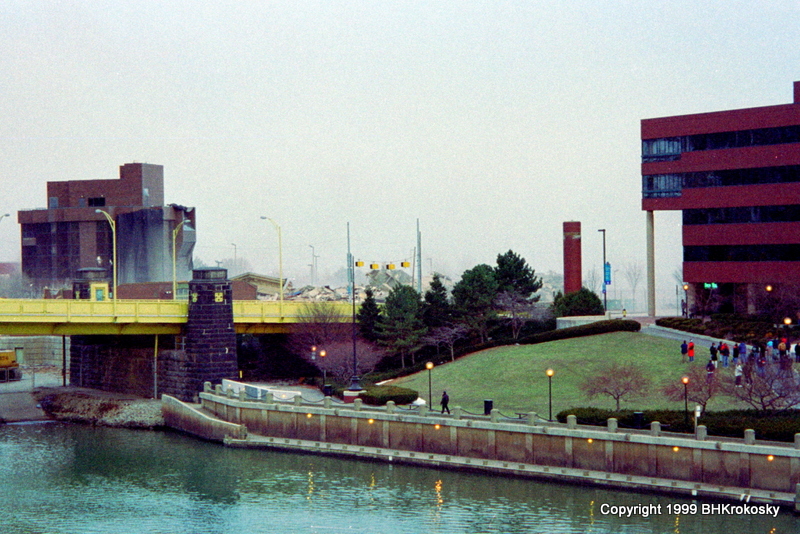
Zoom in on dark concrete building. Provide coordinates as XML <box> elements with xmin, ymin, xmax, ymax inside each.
<box><xmin>642</xmin><ymin>81</ymin><xmax>800</xmax><ymax>316</ymax></box>
<box><xmin>18</xmin><ymin>163</ymin><xmax>195</xmax><ymax>294</ymax></box>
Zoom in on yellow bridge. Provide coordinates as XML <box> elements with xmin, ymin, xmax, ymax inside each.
<box><xmin>0</xmin><ymin>299</ymin><xmax>356</xmax><ymax>336</ymax></box>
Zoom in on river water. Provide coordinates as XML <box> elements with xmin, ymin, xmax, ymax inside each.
<box><xmin>1</xmin><ymin>422</ymin><xmax>797</xmax><ymax>534</ymax></box>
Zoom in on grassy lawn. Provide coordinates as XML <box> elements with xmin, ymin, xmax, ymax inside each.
<box><xmin>389</xmin><ymin>331</ymin><xmax>736</xmax><ymax>416</ymax></box>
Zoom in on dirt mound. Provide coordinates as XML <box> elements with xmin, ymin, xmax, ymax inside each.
<box><xmin>33</xmin><ymin>387</ymin><xmax>164</xmax><ymax>429</ymax></box>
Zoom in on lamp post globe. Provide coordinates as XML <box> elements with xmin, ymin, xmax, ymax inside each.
<box><xmin>681</xmin><ymin>376</ymin><xmax>690</xmax><ymax>426</ymax></box>
<box><xmin>545</xmin><ymin>369</ymin><xmax>555</xmax><ymax>422</ymax></box>
<box><xmin>426</xmin><ymin>362</ymin><xmax>434</xmax><ymax>404</ymax></box>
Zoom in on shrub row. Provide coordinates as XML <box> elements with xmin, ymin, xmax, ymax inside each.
<box><xmin>557</xmin><ymin>407</ymin><xmax>800</xmax><ymax>443</ymax></box>
<box><xmin>358</xmin><ymin>385</ymin><xmax>419</xmax><ymax>406</ymax></box>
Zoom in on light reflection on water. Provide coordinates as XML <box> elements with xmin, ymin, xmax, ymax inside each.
<box><xmin>0</xmin><ymin>423</ymin><xmax>797</xmax><ymax>534</ymax></box>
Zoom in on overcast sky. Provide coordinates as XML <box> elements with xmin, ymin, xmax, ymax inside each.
<box><xmin>2</xmin><ymin>1</ymin><xmax>798</xmax><ymax>310</ymax></box>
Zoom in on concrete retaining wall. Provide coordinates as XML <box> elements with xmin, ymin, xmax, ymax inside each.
<box><xmin>191</xmin><ymin>387</ymin><xmax>800</xmax><ymax>507</ymax></box>
<box><xmin>162</xmin><ymin>394</ymin><xmax>247</xmax><ymax>442</ymax></box>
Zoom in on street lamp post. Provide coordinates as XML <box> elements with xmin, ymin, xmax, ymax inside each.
<box><xmin>319</xmin><ymin>350</ymin><xmax>327</xmax><ymax>385</ymax></box>
<box><xmin>311</xmin><ymin>346</ymin><xmax>325</xmax><ymax>385</ymax></box>
<box><xmin>684</xmin><ymin>283</ymin><xmax>690</xmax><ymax>316</ymax></box>
<box><xmin>546</xmin><ymin>368</ymin><xmax>555</xmax><ymax>422</ymax></box>
<box><xmin>95</xmin><ymin>209</ymin><xmax>117</xmax><ymax>311</ymax></box>
<box><xmin>308</xmin><ymin>245</ymin><xmax>316</xmax><ymax>286</ymax></box>
<box><xmin>598</xmin><ymin>229</ymin><xmax>607</xmax><ymax>312</ymax></box>
<box><xmin>260</xmin><ymin>216</ymin><xmax>283</xmax><ymax>318</ymax></box>
<box><xmin>172</xmin><ymin>219</ymin><xmax>192</xmax><ymax>300</ymax></box>
<box><xmin>347</xmin><ymin>223</ymin><xmax>362</xmax><ymax>392</ymax></box>
<box><xmin>681</xmin><ymin>376</ymin><xmax>689</xmax><ymax>426</ymax></box>
<box><xmin>426</xmin><ymin>362</ymin><xmax>434</xmax><ymax>405</ymax></box>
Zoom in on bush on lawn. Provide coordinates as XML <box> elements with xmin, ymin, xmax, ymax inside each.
<box><xmin>359</xmin><ymin>385</ymin><xmax>419</xmax><ymax>406</ymax></box>
<box><xmin>557</xmin><ymin>407</ymin><xmax>800</xmax><ymax>442</ymax></box>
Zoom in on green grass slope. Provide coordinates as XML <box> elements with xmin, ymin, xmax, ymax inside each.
<box><xmin>390</xmin><ymin>331</ymin><xmax>731</xmax><ymax>416</ymax></box>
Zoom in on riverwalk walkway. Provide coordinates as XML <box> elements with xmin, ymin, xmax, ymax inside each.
<box><xmin>0</xmin><ymin>366</ymin><xmax>61</xmax><ymax>422</ymax></box>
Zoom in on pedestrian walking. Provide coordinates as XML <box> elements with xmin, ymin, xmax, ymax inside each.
<box><xmin>795</xmin><ymin>341</ymin><xmax>800</xmax><ymax>363</ymax></box>
<box><xmin>680</xmin><ymin>340</ymin><xmax>688</xmax><ymax>363</ymax></box>
<box><xmin>734</xmin><ymin>362</ymin><xmax>743</xmax><ymax>387</ymax></box>
<box><xmin>688</xmin><ymin>340</ymin><xmax>695</xmax><ymax>362</ymax></box>
<box><xmin>706</xmin><ymin>359</ymin><xmax>715</xmax><ymax>384</ymax></box>
<box><xmin>709</xmin><ymin>343</ymin><xmax>718</xmax><ymax>368</ymax></box>
<box><xmin>440</xmin><ymin>391</ymin><xmax>450</xmax><ymax>414</ymax></box>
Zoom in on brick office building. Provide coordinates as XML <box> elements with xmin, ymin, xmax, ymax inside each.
<box><xmin>18</xmin><ymin>163</ymin><xmax>195</xmax><ymax>294</ymax></box>
<box><xmin>642</xmin><ymin>81</ymin><xmax>800</xmax><ymax>317</ymax></box>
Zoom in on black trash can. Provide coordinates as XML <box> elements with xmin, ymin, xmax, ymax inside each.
<box><xmin>633</xmin><ymin>411</ymin><xmax>644</xmax><ymax>429</ymax></box>
<box><xmin>322</xmin><ymin>384</ymin><xmax>333</xmax><ymax>397</ymax></box>
<box><xmin>484</xmin><ymin>399</ymin><xmax>493</xmax><ymax>415</ymax></box>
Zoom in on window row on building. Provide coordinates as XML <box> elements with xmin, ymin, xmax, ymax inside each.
<box><xmin>683</xmin><ymin>204</ymin><xmax>800</xmax><ymax>225</ymax></box>
<box><xmin>684</xmin><ymin>244</ymin><xmax>800</xmax><ymax>262</ymax></box>
<box><xmin>642</xmin><ymin>164</ymin><xmax>800</xmax><ymax>198</ymax></box>
<box><xmin>642</xmin><ymin>124</ymin><xmax>800</xmax><ymax>162</ymax></box>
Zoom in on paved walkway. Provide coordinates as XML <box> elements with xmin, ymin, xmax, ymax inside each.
<box><xmin>0</xmin><ymin>366</ymin><xmax>63</xmax><ymax>422</ymax></box>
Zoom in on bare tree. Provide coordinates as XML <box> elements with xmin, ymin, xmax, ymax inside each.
<box><xmin>308</xmin><ymin>339</ymin><xmax>384</xmax><ymax>383</ymax></box>
<box><xmin>289</xmin><ymin>301</ymin><xmax>384</xmax><ymax>383</ymax></box>
<box><xmin>288</xmin><ymin>302</ymin><xmax>351</xmax><ymax>358</ymax></box>
<box><xmin>662</xmin><ymin>366</ymin><xmax>720</xmax><ymax>412</ymax></box>
<box><xmin>422</xmin><ymin>324</ymin><xmax>469</xmax><ymax>362</ymax></box>
<box><xmin>582</xmin><ymin>362</ymin><xmax>651</xmax><ymax>410</ymax></box>
<box><xmin>722</xmin><ymin>365</ymin><xmax>800</xmax><ymax>413</ymax></box>
<box><xmin>493</xmin><ymin>291</ymin><xmax>541</xmax><ymax>340</ymax></box>
<box><xmin>623</xmin><ymin>262</ymin><xmax>643</xmax><ymax>311</ymax></box>
<box><xmin>671</xmin><ymin>266</ymin><xmax>684</xmax><ymax>286</ymax></box>
<box><xmin>583</xmin><ymin>267</ymin><xmax>601</xmax><ymax>296</ymax></box>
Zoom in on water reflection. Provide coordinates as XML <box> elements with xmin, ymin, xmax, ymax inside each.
<box><xmin>0</xmin><ymin>423</ymin><xmax>797</xmax><ymax>534</ymax></box>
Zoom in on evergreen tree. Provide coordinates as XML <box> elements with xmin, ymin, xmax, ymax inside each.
<box><xmin>451</xmin><ymin>264</ymin><xmax>499</xmax><ymax>343</ymax></box>
<box><xmin>377</xmin><ymin>285</ymin><xmax>427</xmax><ymax>368</ymax></box>
<box><xmin>423</xmin><ymin>273</ymin><xmax>451</xmax><ymax>328</ymax></box>
<box><xmin>551</xmin><ymin>287</ymin><xmax>604</xmax><ymax>317</ymax></box>
<box><xmin>357</xmin><ymin>288</ymin><xmax>381</xmax><ymax>342</ymax></box>
<box><xmin>494</xmin><ymin>249</ymin><xmax>542</xmax><ymax>298</ymax></box>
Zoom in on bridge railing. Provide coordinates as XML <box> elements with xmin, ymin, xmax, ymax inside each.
<box><xmin>0</xmin><ymin>299</ymin><xmax>357</xmax><ymax>324</ymax></box>
<box><xmin>233</xmin><ymin>300</ymin><xmax>355</xmax><ymax>324</ymax></box>
<box><xmin>0</xmin><ymin>299</ymin><xmax>188</xmax><ymax>323</ymax></box>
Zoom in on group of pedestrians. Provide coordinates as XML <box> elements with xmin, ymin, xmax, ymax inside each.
<box><xmin>681</xmin><ymin>337</ymin><xmax>800</xmax><ymax>385</ymax></box>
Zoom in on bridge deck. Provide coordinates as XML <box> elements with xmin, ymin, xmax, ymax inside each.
<box><xmin>0</xmin><ymin>299</ymin><xmax>354</xmax><ymax>335</ymax></box>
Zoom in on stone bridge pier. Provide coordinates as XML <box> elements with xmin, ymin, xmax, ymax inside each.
<box><xmin>70</xmin><ymin>269</ymin><xmax>238</xmax><ymax>401</ymax></box>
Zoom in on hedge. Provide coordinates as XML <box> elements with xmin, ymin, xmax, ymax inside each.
<box><xmin>358</xmin><ymin>385</ymin><xmax>419</xmax><ymax>406</ymax></box>
<box><xmin>557</xmin><ymin>407</ymin><xmax>800</xmax><ymax>443</ymax></box>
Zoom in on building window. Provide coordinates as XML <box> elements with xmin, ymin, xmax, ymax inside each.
<box><xmin>642</xmin><ymin>174</ymin><xmax>682</xmax><ymax>198</ymax></box>
<box><xmin>643</xmin><ymin>125</ymin><xmax>800</xmax><ymax>163</ymax></box>
<box><xmin>684</xmin><ymin>205</ymin><xmax>800</xmax><ymax>225</ymax></box>
<box><xmin>641</xmin><ymin>137</ymin><xmax>683</xmax><ymax>162</ymax></box>
<box><xmin>48</xmin><ymin>197</ymin><xmax>59</xmax><ymax>209</ymax></box>
<box><xmin>88</xmin><ymin>197</ymin><xmax>106</xmax><ymax>207</ymax></box>
<box><xmin>644</xmin><ymin>165</ymin><xmax>800</xmax><ymax>199</ymax></box>
<box><xmin>685</xmin><ymin>244</ymin><xmax>800</xmax><ymax>262</ymax></box>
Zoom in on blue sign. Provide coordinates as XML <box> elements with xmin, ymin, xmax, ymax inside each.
<box><xmin>604</xmin><ymin>262</ymin><xmax>611</xmax><ymax>285</ymax></box>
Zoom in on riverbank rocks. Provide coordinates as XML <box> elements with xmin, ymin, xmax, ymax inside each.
<box><xmin>33</xmin><ymin>387</ymin><xmax>164</xmax><ymax>429</ymax></box>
